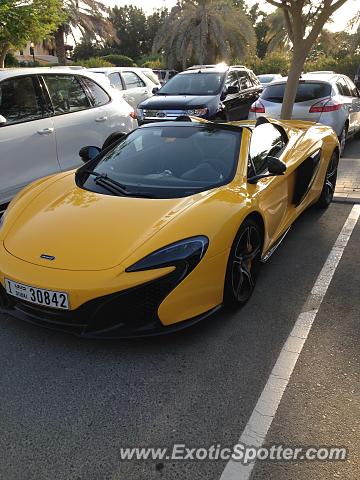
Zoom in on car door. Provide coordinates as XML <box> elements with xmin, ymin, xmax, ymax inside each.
<box><xmin>344</xmin><ymin>76</ymin><xmax>360</xmax><ymax>133</ymax></box>
<box><xmin>223</xmin><ymin>71</ymin><xmax>242</xmax><ymax>120</ymax></box>
<box><xmin>246</xmin><ymin>122</ymin><xmax>289</xmax><ymax>248</ymax></box>
<box><xmin>42</xmin><ymin>73</ymin><xmax>111</xmax><ymax>172</ymax></box>
<box><xmin>237</xmin><ymin>71</ymin><xmax>259</xmax><ymax>119</ymax></box>
<box><xmin>0</xmin><ymin>74</ymin><xmax>59</xmax><ymax>206</ymax></box>
<box><xmin>121</xmin><ymin>71</ymin><xmax>149</xmax><ymax>108</ymax></box>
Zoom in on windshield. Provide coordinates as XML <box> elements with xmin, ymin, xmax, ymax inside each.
<box><xmin>157</xmin><ymin>72</ymin><xmax>225</xmax><ymax>96</ymax></box>
<box><xmin>78</xmin><ymin>125</ymin><xmax>241</xmax><ymax>199</ymax></box>
<box><xmin>262</xmin><ymin>82</ymin><xmax>332</xmax><ymax>103</ymax></box>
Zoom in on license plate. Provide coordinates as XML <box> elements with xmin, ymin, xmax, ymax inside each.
<box><xmin>5</xmin><ymin>279</ymin><xmax>69</xmax><ymax>310</ymax></box>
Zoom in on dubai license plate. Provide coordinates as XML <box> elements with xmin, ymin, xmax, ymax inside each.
<box><xmin>5</xmin><ymin>279</ymin><xmax>69</xmax><ymax>310</ymax></box>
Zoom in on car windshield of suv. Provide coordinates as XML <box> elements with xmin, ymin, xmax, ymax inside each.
<box><xmin>157</xmin><ymin>72</ymin><xmax>225</xmax><ymax>95</ymax></box>
<box><xmin>262</xmin><ymin>81</ymin><xmax>332</xmax><ymax>103</ymax></box>
<box><xmin>79</xmin><ymin>125</ymin><xmax>241</xmax><ymax>199</ymax></box>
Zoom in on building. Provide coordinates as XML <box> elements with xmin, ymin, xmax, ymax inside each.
<box><xmin>15</xmin><ymin>41</ymin><xmax>73</xmax><ymax>65</ymax></box>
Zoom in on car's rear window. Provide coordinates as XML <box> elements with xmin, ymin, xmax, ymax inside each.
<box><xmin>262</xmin><ymin>82</ymin><xmax>332</xmax><ymax>103</ymax></box>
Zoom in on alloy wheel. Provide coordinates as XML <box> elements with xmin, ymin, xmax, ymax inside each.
<box><xmin>231</xmin><ymin>225</ymin><xmax>262</xmax><ymax>303</ymax></box>
<box><xmin>324</xmin><ymin>153</ymin><xmax>338</xmax><ymax>203</ymax></box>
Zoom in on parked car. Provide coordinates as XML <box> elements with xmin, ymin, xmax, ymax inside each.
<box><xmin>257</xmin><ymin>73</ymin><xmax>282</xmax><ymax>88</ymax></box>
<box><xmin>137</xmin><ymin>64</ymin><xmax>262</xmax><ymax>124</ymax></box>
<box><xmin>88</xmin><ymin>67</ymin><xmax>160</xmax><ymax>109</ymax></box>
<box><xmin>153</xmin><ymin>69</ymin><xmax>178</xmax><ymax>85</ymax></box>
<box><xmin>0</xmin><ymin>68</ymin><xmax>137</xmax><ymax>211</ymax></box>
<box><xmin>0</xmin><ymin>117</ymin><xmax>339</xmax><ymax>337</ymax></box>
<box><xmin>249</xmin><ymin>72</ymin><xmax>360</xmax><ymax>155</ymax></box>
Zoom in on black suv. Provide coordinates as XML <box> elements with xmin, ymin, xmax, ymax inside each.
<box><xmin>136</xmin><ymin>64</ymin><xmax>262</xmax><ymax>124</ymax></box>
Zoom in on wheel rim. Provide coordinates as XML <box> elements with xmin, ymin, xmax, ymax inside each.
<box><xmin>231</xmin><ymin>226</ymin><xmax>261</xmax><ymax>302</ymax></box>
<box><xmin>324</xmin><ymin>154</ymin><xmax>338</xmax><ymax>203</ymax></box>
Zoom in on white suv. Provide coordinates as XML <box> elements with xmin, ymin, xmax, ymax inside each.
<box><xmin>88</xmin><ymin>67</ymin><xmax>160</xmax><ymax>108</ymax></box>
<box><xmin>0</xmin><ymin>68</ymin><xmax>137</xmax><ymax>210</ymax></box>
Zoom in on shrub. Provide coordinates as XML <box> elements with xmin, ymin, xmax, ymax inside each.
<box><xmin>101</xmin><ymin>54</ymin><xmax>136</xmax><ymax>67</ymax></box>
<box><xmin>4</xmin><ymin>52</ymin><xmax>19</xmax><ymax>67</ymax></box>
<box><xmin>72</xmin><ymin>57</ymin><xmax>114</xmax><ymax>68</ymax></box>
<box><xmin>18</xmin><ymin>60</ymin><xmax>41</xmax><ymax>68</ymax></box>
<box><xmin>73</xmin><ymin>42</ymin><xmax>101</xmax><ymax>61</ymax></box>
<box><xmin>138</xmin><ymin>54</ymin><xmax>164</xmax><ymax>68</ymax></box>
<box><xmin>247</xmin><ymin>52</ymin><xmax>291</xmax><ymax>76</ymax></box>
<box><xmin>305</xmin><ymin>54</ymin><xmax>360</xmax><ymax>78</ymax></box>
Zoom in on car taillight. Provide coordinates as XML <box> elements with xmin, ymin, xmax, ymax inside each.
<box><xmin>250</xmin><ymin>100</ymin><xmax>265</xmax><ymax>114</ymax></box>
<box><xmin>130</xmin><ymin>110</ymin><xmax>137</xmax><ymax>119</ymax></box>
<box><xmin>309</xmin><ymin>97</ymin><xmax>342</xmax><ymax>113</ymax></box>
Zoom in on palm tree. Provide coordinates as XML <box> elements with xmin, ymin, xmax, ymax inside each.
<box><xmin>55</xmin><ymin>0</ymin><xmax>115</xmax><ymax>65</ymax></box>
<box><xmin>153</xmin><ymin>0</ymin><xmax>256</xmax><ymax>69</ymax></box>
<box><xmin>264</xmin><ymin>8</ymin><xmax>291</xmax><ymax>53</ymax></box>
<box><xmin>265</xmin><ymin>8</ymin><xmax>344</xmax><ymax>57</ymax></box>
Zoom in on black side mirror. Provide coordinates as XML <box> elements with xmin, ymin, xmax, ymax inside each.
<box><xmin>79</xmin><ymin>146</ymin><xmax>101</xmax><ymax>163</ymax></box>
<box><xmin>226</xmin><ymin>85</ymin><xmax>240</xmax><ymax>95</ymax></box>
<box><xmin>267</xmin><ymin>155</ymin><xmax>287</xmax><ymax>175</ymax></box>
<box><xmin>152</xmin><ymin>87</ymin><xmax>160</xmax><ymax>94</ymax></box>
<box><xmin>0</xmin><ymin>115</ymin><xmax>6</xmax><ymax>126</ymax></box>
<box><xmin>248</xmin><ymin>156</ymin><xmax>286</xmax><ymax>184</ymax></box>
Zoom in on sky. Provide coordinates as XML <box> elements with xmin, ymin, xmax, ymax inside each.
<box><xmin>102</xmin><ymin>0</ymin><xmax>360</xmax><ymax>32</ymax></box>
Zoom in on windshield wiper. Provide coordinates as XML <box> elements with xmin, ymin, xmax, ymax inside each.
<box><xmin>85</xmin><ymin>170</ymin><xmax>129</xmax><ymax>194</ymax></box>
<box><xmin>84</xmin><ymin>170</ymin><xmax>154</xmax><ymax>198</ymax></box>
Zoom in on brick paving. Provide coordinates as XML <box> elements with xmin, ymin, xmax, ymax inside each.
<box><xmin>335</xmin><ymin>138</ymin><xmax>360</xmax><ymax>202</ymax></box>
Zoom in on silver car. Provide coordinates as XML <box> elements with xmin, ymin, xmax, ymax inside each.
<box><xmin>249</xmin><ymin>73</ymin><xmax>360</xmax><ymax>155</ymax></box>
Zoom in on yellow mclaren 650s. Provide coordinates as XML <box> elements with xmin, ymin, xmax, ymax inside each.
<box><xmin>0</xmin><ymin>116</ymin><xmax>339</xmax><ymax>338</ymax></box>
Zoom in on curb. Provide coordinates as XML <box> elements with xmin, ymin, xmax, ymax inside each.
<box><xmin>334</xmin><ymin>194</ymin><xmax>360</xmax><ymax>204</ymax></box>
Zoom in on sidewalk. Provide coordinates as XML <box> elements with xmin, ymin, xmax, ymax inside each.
<box><xmin>335</xmin><ymin>138</ymin><xmax>360</xmax><ymax>203</ymax></box>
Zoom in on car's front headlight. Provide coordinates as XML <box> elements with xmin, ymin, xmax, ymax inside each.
<box><xmin>185</xmin><ymin>108</ymin><xmax>209</xmax><ymax>117</ymax></box>
<box><xmin>126</xmin><ymin>236</ymin><xmax>209</xmax><ymax>275</ymax></box>
<box><xmin>136</xmin><ymin>108</ymin><xmax>144</xmax><ymax>120</ymax></box>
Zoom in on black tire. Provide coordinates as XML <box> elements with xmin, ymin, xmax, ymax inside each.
<box><xmin>224</xmin><ymin>218</ymin><xmax>263</xmax><ymax>309</ymax></box>
<box><xmin>339</xmin><ymin>124</ymin><xmax>347</xmax><ymax>157</ymax></box>
<box><xmin>316</xmin><ymin>151</ymin><xmax>339</xmax><ymax>209</ymax></box>
<box><xmin>102</xmin><ymin>132</ymin><xmax>126</xmax><ymax>150</ymax></box>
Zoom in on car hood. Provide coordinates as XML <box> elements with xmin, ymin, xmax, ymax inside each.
<box><xmin>139</xmin><ymin>94</ymin><xmax>215</xmax><ymax>110</ymax></box>
<box><xmin>3</xmin><ymin>174</ymin><xmax>206</xmax><ymax>271</ymax></box>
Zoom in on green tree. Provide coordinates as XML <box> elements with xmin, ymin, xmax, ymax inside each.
<box><xmin>246</xmin><ymin>3</ymin><xmax>269</xmax><ymax>58</ymax></box>
<box><xmin>265</xmin><ymin>0</ymin><xmax>349</xmax><ymax>119</ymax></box>
<box><xmin>73</xmin><ymin>40</ymin><xmax>101</xmax><ymax>60</ymax></box>
<box><xmin>153</xmin><ymin>0</ymin><xmax>256</xmax><ymax>69</ymax></box>
<box><xmin>109</xmin><ymin>5</ymin><xmax>148</xmax><ymax>61</ymax></box>
<box><xmin>143</xmin><ymin>8</ymin><xmax>169</xmax><ymax>56</ymax></box>
<box><xmin>54</xmin><ymin>0</ymin><xmax>115</xmax><ymax>65</ymax></box>
<box><xmin>0</xmin><ymin>0</ymin><xmax>65</xmax><ymax>68</ymax></box>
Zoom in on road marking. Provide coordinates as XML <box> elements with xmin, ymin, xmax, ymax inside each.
<box><xmin>220</xmin><ymin>204</ymin><xmax>360</xmax><ymax>480</ymax></box>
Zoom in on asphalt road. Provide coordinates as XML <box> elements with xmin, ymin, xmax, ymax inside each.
<box><xmin>0</xmin><ymin>202</ymin><xmax>358</xmax><ymax>480</ymax></box>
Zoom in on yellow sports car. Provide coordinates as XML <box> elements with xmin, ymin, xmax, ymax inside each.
<box><xmin>0</xmin><ymin>117</ymin><xmax>339</xmax><ymax>338</ymax></box>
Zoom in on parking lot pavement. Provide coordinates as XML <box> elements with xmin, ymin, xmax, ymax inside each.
<box><xmin>0</xmin><ymin>203</ymin><xmax>358</xmax><ymax>480</ymax></box>
<box><xmin>251</xmin><ymin>211</ymin><xmax>360</xmax><ymax>480</ymax></box>
<box><xmin>335</xmin><ymin>138</ymin><xmax>360</xmax><ymax>203</ymax></box>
